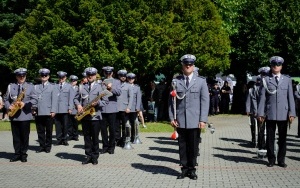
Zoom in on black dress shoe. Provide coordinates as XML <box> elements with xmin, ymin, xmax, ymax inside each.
<box><xmin>92</xmin><ymin>159</ymin><xmax>98</xmax><ymax>165</ymax></box>
<box><xmin>73</xmin><ymin>138</ymin><xmax>79</xmax><ymax>141</ymax></box>
<box><xmin>36</xmin><ymin>148</ymin><xmax>45</xmax><ymax>153</ymax></box>
<box><xmin>82</xmin><ymin>158</ymin><xmax>92</xmax><ymax>165</ymax></box>
<box><xmin>10</xmin><ymin>156</ymin><xmax>20</xmax><ymax>162</ymax></box>
<box><xmin>278</xmin><ymin>162</ymin><xmax>287</xmax><ymax>168</ymax></box>
<box><xmin>189</xmin><ymin>172</ymin><xmax>198</xmax><ymax>180</ymax></box>
<box><xmin>45</xmin><ymin>150</ymin><xmax>51</xmax><ymax>153</ymax></box>
<box><xmin>267</xmin><ymin>162</ymin><xmax>275</xmax><ymax>167</ymax></box>
<box><xmin>100</xmin><ymin>150</ymin><xmax>108</xmax><ymax>154</ymax></box>
<box><xmin>108</xmin><ymin>150</ymin><xmax>114</xmax><ymax>154</ymax></box>
<box><xmin>63</xmin><ymin>141</ymin><xmax>69</xmax><ymax>146</ymax></box>
<box><xmin>55</xmin><ymin>141</ymin><xmax>63</xmax><ymax>145</ymax></box>
<box><xmin>21</xmin><ymin>158</ymin><xmax>27</xmax><ymax>163</ymax></box>
<box><xmin>177</xmin><ymin>173</ymin><xmax>187</xmax><ymax>179</ymax></box>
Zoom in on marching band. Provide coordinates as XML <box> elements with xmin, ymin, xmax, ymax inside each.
<box><xmin>1</xmin><ymin>54</ymin><xmax>299</xmax><ymax>180</ymax></box>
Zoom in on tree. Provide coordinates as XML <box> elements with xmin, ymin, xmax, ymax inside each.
<box><xmin>6</xmin><ymin>0</ymin><xmax>230</xmax><ymax>86</ymax></box>
<box><xmin>0</xmin><ymin>0</ymin><xmax>39</xmax><ymax>90</ymax></box>
<box><xmin>214</xmin><ymin>0</ymin><xmax>300</xmax><ymax>113</ymax></box>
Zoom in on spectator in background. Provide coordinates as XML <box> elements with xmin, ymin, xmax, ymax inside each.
<box><xmin>220</xmin><ymin>81</ymin><xmax>232</xmax><ymax>114</ymax></box>
<box><xmin>294</xmin><ymin>81</ymin><xmax>300</xmax><ymax>138</ymax></box>
<box><xmin>147</xmin><ymin>81</ymin><xmax>159</xmax><ymax>122</ymax></box>
<box><xmin>209</xmin><ymin>82</ymin><xmax>220</xmax><ymax>115</ymax></box>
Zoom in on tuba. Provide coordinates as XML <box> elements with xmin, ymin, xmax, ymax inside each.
<box><xmin>8</xmin><ymin>87</ymin><xmax>27</xmax><ymax>117</ymax></box>
<box><xmin>75</xmin><ymin>89</ymin><xmax>112</xmax><ymax>121</ymax></box>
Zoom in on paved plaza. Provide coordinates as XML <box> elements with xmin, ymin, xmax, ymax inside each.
<box><xmin>0</xmin><ymin>115</ymin><xmax>299</xmax><ymax>188</ymax></box>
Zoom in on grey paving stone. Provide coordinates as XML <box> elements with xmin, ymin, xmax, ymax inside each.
<box><xmin>0</xmin><ymin>115</ymin><xmax>299</xmax><ymax>188</ymax></box>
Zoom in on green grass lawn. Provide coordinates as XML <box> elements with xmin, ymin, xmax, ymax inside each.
<box><xmin>0</xmin><ymin>120</ymin><xmax>173</xmax><ymax>132</ymax></box>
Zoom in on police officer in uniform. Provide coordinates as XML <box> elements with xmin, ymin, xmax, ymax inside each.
<box><xmin>68</xmin><ymin>75</ymin><xmax>79</xmax><ymax>141</ymax></box>
<box><xmin>116</xmin><ymin>70</ymin><xmax>134</xmax><ymax>146</ymax></box>
<box><xmin>74</xmin><ymin>67</ymin><xmax>108</xmax><ymax>165</ymax></box>
<box><xmin>255</xmin><ymin>67</ymin><xmax>270</xmax><ymax>150</ymax></box>
<box><xmin>246</xmin><ymin>80</ymin><xmax>257</xmax><ymax>146</ymax></box>
<box><xmin>295</xmin><ymin>83</ymin><xmax>300</xmax><ymax>137</ymax></box>
<box><xmin>169</xmin><ymin>54</ymin><xmax>209</xmax><ymax>180</ymax></box>
<box><xmin>126</xmin><ymin>73</ymin><xmax>142</xmax><ymax>142</ymax></box>
<box><xmin>4</xmin><ymin>68</ymin><xmax>37</xmax><ymax>162</ymax></box>
<box><xmin>258</xmin><ymin>56</ymin><xmax>296</xmax><ymax>168</ymax></box>
<box><xmin>55</xmin><ymin>71</ymin><xmax>75</xmax><ymax>146</ymax></box>
<box><xmin>99</xmin><ymin>66</ymin><xmax>121</xmax><ymax>154</ymax></box>
<box><xmin>33</xmin><ymin>68</ymin><xmax>58</xmax><ymax>153</ymax></box>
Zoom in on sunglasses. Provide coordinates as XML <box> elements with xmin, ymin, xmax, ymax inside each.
<box><xmin>184</xmin><ymin>63</ymin><xmax>193</xmax><ymax>67</ymax></box>
<box><xmin>17</xmin><ymin>74</ymin><xmax>26</xmax><ymax>77</ymax></box>
<box><xmin>271</xmin><ymin>63</ymin><xmax>282</xmax><ymax>67</ymax></box>
<box><xmin>40</xmin><ymin>74</ymin><xmax>49</xmax><ymax>77</ymax></box>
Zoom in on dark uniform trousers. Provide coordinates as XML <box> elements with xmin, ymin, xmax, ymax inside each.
<box><xmin>54</xmin><ymin>113</ymin><xmax>69</xmax><ymax>143</ymax></box>
<box><xmin>266</xmin><ymin>120</ymin><xmax>288</xmax><ymax>163</ymax></box>
<box><xmin>249</xmin><ymin>114</ymin><xmax>256</xmax><ymax>144</ymax></box>
<box><xmin>177</xmin><ymin>128</ymin><xmax>200</xmax><ymax>172</ymax></box>
<box><xmin>11</xmin><ymin>121</ymin><xmax>30</xmax><ymax>159</ymax></box>
<box><xmin>258</xmin><ymin>121</ymin><xmax>266</xmax><ymax>149</ymax></box>
<box><xmin>82</xmin><ymin>120</ymin><xmax>100</xmax><ymax>160</ymax></box>
<box><xmin>35</xmin><ymin>116</ymin><xmax>54</xmax><ymax>150</ymax></box>
<box><xmin>68</xmin><ymin>115</ymin><xmax>79</xmax><ymax>140</ymax></box>
<box><xmin>128</xmin><ymin>112</ymin><xmax>137</xmax><ymax>142</ymax></box>
<box><xmin>116</xmin><ymin>111</ymin><xmax>129</xmax><ymax>144</ymax></box>
<box><xmin>100</xmin><ymin>113</ymin><xmax>117</xmax><ymax>152</ymax></box>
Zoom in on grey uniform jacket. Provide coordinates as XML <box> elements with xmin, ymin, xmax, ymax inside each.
<box><xmin>70</xmin><ymin>85</ymin><xmax>79</xmax><ymax>115</ymax></box>
<box><xmin>257</xmin><ymin>74</ymin><xmax>296</xmax><ymax>120</ymax></box>
<box><xmin>74</xmin><ymin>82</ymin><xmax>108</xmax><ymax>121</ymax></box>
<box><xmin>245</xmin><ymin>85</ymin><xmax>259</xmax><ymax>115</ymax></box>
<box><xmin>117</xmin><ymin>82</ymin><xmax>134</xmax><ymax>112</ymax></box>
<box><xmin>129</xmin><ymin>84</ymin><xmax>141</xmax><ymax>112</ymax></box>
<box><xmin>168</xmin><ymin>75</ymin><xmax>210</xmax><ymax>129</ymax></box>
<box><xmin>56</xmin><ymin>82</ymin><xmax>75</xmax><ymax>114</ymax></box>
<box><xmin>34</xmin><ymin>82</ymin><xmax>58</xmax><ymax>116</ymax></box>
<box><xmin>101</xmin><ymin>78</ymin><xmax>122</xmax><ymax>113</ymax></box>
<box><xmin>4</xmin><ymin>82</ymin><xmax>38</xmax><ymax>121</ymax></box>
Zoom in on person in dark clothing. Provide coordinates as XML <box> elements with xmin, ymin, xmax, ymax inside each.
<box><xmin>209</xmin><ymin>82</ymin><xmax>220</xmax><ymax>115</ymax></box>
<box><xmin>220</xmin><ymin>81</ymin><xmax>231</xmax><ymax>114</ymax></box>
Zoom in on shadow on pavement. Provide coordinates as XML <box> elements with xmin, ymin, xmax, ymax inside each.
<box><xmin>28</xmin><ymin>145</ymin><xmax>40</xmax><ymax>151</ymax></box>
<box><xmin>213</xmin><ymin>147</ymin><xmax>255</xmax><ymax>154</ymax></box>
<box><xmin>219</xmin><ymin>137</ymin><xmax>254</xmax><ymax>148</ymax></box>
<box><xmin>148</xmin><ymin>147</ymin><xmax>178</xmax><ymax>154</ymax></box>
<box><xmin>153</xmin><ymin>140</ymin><xmax>177</xmax><ymax>146</ymax></box>
<box><xmin>287</xmin><ymin>156</ymin><xmax>300</xmax><ymax>162</ymax></box>
<box><xmin>219</xmin><ymin>137</ymin><xmax>249</xmax><ymax>143</ymax></box>
<box><xmin>0</xmin><ymin>152</ymin><xmax>14</xmax><ymax>160</ymax></box>
<box><xmin>146</xmin><ymin>136</ymin><xmax>170</xmax><ymax>140</ymax></box>
<box><xmin>73</xmin><ymin>144</ymin><xmax>84</xmax><ymax>149</ymax></box>
<box><xmin>287</xmin><ymin>148</ymin><xmax>300</xmax><ymax>153</ymax></box>
<box><xmin>55</xmin><ymin>152</ymin><xmax>85</xmax><ymax>162</ymax></box>
<box><xmin>213</xmin><ymin>154</ymin><xmax>266</xmax><ymax>165</ymax></box>
<box><xmin>131</xmin><ymin>163</ymin><xmax>179</xmax><ymax>176</ymax></box>
<box><xmin>138</xmin><ymin>154</ymin><xmax>179</xmax><ymax>164</ymax></box>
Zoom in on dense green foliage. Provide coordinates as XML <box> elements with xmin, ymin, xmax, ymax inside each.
<box><xmin>5</xmin><ymin>0</ymin><xmax>230</xmax><ymax>82</ymax></box>
<box><xmin>0</xmin><ymin>0</ymin><xmax>39</xmax><ymax>91</ymax></box>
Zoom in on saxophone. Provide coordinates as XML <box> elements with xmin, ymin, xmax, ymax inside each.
<box><xmin>8</xmin><ymin>87</ymin><xmax>27</xmax><ymax>117</ymax></box>
<box><xmin>75</xmin><ymin>89</ymin><xmax>112</xmax><ymax>121</ymax></box>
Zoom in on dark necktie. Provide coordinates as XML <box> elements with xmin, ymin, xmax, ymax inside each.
<box><xmin>88</xmin><ymin>83</ymin><xmax>91</xmax><ymax>92</ymax></box>
<box><xmin>275</xmin><ymin>76</ymin><xmax>279</xmax><ymax>84</ymax></box>
<box><xmin>60</xmin><ymin>83</ymin><xmax>62</xmax><ymax>90</ymax></box>
<box><xmin>18</xmin><ymin>84</ymin><xmax>22</xmax><ymax>95</ymax></box>
<box><xmin>186</xmin><ymin>76</ymin><xmax>189</xmax><ymax>88</ymax></box>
